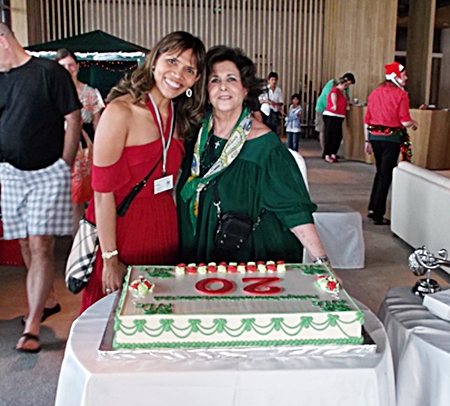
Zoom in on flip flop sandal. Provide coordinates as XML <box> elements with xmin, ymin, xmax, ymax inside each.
<box><xmin>21</xmin><ymin>303</ymin><xmax>61</xmax><ymax>325</ymax></box>
<box><xmin>15</xmin><ymin>333</ymin><xmax>41</xmax><ymax>354</ymax></box>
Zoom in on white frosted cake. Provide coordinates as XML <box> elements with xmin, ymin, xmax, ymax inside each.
<box><xmin>113</xmin><ymin>262</ymin><xmax>364</xmax><ymax>349</ymax></box>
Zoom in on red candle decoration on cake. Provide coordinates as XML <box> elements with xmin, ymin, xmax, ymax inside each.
<box><xmin>186</xmin><ymin>263</ymin><xmax>197</xmax><ymax>274</ymax></box>
<box><xmin>257</xmin><ymin>261</ymin><xmax>267</xmax><ymax>272</ymax></box>
<box><xmin>197</xmin><ymin>263</ymin><xmax>207</xmax><ymax>274</ymax></box>
<box><xmin>175</xmin><ymin>263</ymin><xmax>186</xmax><ymax>275</ymax></box>
<box><xmin>276</xmin><ymin>260</ymin><xmax>286</xmax><ymax>272</ymax></box>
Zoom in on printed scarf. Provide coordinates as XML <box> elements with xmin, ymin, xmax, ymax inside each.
<box><xmin>180</xmin><ymin>107</ymin><xmax>252</xmax><ymax>232</ymax></box>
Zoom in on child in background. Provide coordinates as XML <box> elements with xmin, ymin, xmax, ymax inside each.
<box><xmin>285</xmin><ymin>93</ymin><xmax>302</xmax><ymax>151</ymax></box>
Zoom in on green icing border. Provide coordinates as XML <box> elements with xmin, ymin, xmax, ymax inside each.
<box><xmin>114</xmin><ymin>314</ymin><xmax>363</xmax><ymax>340</ymax></box>
<box><xmin>113</xmin><ymin>335</ymin><xmax>364</xmax><ymax>349</ymax></box>
<box><xmin>152</xmin><ymin>294</ymin><xmax>318</xmax><ymax>301</ymax></box>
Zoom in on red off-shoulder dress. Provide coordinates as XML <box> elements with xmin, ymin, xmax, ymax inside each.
<box><xmin>80</xmin><ymin>138</ymin><xmax>184</xmax><ymax>312</ymax></box>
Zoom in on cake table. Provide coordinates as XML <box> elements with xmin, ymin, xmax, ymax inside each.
<box><xmin>55</xmin><ymin>293</ymin><xmax>395</xmax><ymax>406</ymax></box>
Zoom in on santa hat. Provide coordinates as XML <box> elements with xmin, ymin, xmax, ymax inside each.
<box><xmin>385</xmin><ymin>62</ymin><xmax>405</xmax><ymax>82</ymax></box>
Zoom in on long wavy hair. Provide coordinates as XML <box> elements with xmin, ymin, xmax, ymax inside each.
<box><xmin>205</xmin><ymin>46</ymin><xmax>266</xmax><ymax>112</ymax></box>
<box><xmin>108</xmin><ymin>31</ymin><xmax>206</xmax><ymax>137</ymax></box>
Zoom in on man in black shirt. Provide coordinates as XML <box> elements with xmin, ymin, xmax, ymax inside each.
<box><xmin>0</xmin><ymin>23</ymin><xmax>81</xmax><ymax>352</ymax></box>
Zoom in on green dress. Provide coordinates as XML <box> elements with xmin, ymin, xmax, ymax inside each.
<box><xmin>176</xmin><ymin>131</ymin><xmax>317</xmax><ymax>263</ymax></box>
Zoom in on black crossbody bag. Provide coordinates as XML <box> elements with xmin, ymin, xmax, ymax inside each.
<box><xmin>214</xmin><ymin>201</ymin><xmax>266</xmax><ymax>250</ymax></box>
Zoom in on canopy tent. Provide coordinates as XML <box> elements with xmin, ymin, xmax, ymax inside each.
<box><xmin>26</xmin><ymin>30</ymin><xmax>149</xmax><ymax>98</ymax></box>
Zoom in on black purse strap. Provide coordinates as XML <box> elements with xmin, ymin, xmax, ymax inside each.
<box><xmin>207</xmin><ymin>131</ymin><xmax>266</xmax><ymax>228</ymax></box>
<box><xmin>212</xmin><ymin>172</ymin><xmax>266</xmax><ymax>230</ymax></box>
<box><xmin>116</xmin><ymin>155</ymin><xmax>163</xmax><ymax>217</ymax></box>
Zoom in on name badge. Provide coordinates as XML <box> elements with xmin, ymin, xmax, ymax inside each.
<box><xmin>154</xmin><ymin>175</ymin><xmax>173</xmax><ymax>194</ymax></box>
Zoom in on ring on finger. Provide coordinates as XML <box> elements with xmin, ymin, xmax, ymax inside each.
<box><xmin>106</xmin><ymin>288</ymin><xmax>112</xmax><ymax>294</ymax></box>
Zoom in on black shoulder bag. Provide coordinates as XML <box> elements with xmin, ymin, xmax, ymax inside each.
<box><xmin>213</xmin><ymin>183</ymin><xmax>266</xmax><ymax>251</ymax></box>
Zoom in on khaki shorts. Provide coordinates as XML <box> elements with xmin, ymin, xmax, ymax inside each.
<box><xmin>315</xmin><ymin>110</ymin><xmax>325</xmax><ymax>132</ymax></box>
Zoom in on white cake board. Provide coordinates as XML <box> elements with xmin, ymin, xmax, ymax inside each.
<box><xmin>99</xmin><ymin>290</ymin><xmax>377</xmax><ymax>360</ymax></box>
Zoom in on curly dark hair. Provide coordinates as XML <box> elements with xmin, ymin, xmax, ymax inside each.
<box><xmin>205</xmin><ymin>46</ymin><xmax>266</xmax><ymax>112</ymax></box>
<box><xmin>107</xmin><ymin>31</ymin><xmax>207</xmax><ymax>138</ymax></box>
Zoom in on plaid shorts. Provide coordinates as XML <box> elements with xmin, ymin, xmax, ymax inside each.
<box><xmin>0</xmin><ymin>158</ymin><xmax>73</xmax><ymax>240</ymax></box>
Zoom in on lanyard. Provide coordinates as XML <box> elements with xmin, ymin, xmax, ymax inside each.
<box><xmin>146</xmin><ymin>92</ymin><xmax>175</xmax><ymax>176</ymax></box>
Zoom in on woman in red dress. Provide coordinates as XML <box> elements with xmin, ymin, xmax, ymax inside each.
<box><xmin>80</xmin><ymin>32</ymin><xmax>206</xmax><ymax>312</ymax></box>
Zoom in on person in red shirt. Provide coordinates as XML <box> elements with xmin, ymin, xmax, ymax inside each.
<box><xmin>322</xmin><ymin>78</ymin><xmax>349</xmax><ymax>163</ymax></box>
<box><xmin>364</xmin><ymin>62</ymin><xmax>418</xmax><ymax>225</ymax></box>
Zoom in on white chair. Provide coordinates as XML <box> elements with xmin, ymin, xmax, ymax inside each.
<box><xmin>287</xmin><ymin>150</ymin><xmax>365</xmax><ymax>269</ymax></box>
<box><xmin>288</xmin><ymin>148</ymin><xmax>309</xmax><ymax>189</ymax></box>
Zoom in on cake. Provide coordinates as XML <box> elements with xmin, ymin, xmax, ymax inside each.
<box><xmin>113</xmin><ymin>262</ymin><xmax>364</xmax><ymax>350</ymax></box>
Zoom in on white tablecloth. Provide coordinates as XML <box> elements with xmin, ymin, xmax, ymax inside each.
<box><xmin>378</xmin><ymin>287</ymin><xmax>450</xmax><ymax>406</ymax></box>
<box><xmin>55</xmin><ymin>293</ymin><xmax>394</xmax><ymax>406</ymax></box>
<box><xmin>304</xmin><ymin>204</ymin><xmax>365</xmax><ymax>269</ymax></box>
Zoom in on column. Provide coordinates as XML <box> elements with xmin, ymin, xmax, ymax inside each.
<box><xmin>406</xmin><ymin>0</ymin><xmax>436</xmax><ymax>107</ymax></box>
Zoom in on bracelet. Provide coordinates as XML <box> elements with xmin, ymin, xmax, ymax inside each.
<box><xmin>313</xmin><ymin>255</ymin><xmax>330</xmax><ymax>264</ymax></box>
<box><xmin>102</xmin><ymin>250</ymin><xmax>119</xmax><ymax>260</ymax></box>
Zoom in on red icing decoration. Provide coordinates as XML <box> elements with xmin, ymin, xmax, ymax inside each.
<box><xmin>327</xmin><ymin>281</ymin><xmax>337</xmax><ymax>290</ymax></box>
<box><xmin>266</xmin><ymin>264</ymin><xmax>276</xmax><ymax>272</ymax></box>
<box><xmin>186</xmin><ymin>266</ymin><xmax>197</xmax><ymax>274</ymax></box>
<box><xmin>276</xmin><ymin>260</ymin><xmax>285</xmax><ymax>265</ymax></box>
<box><xmin>195</xmin><ymin>278</ymin><xmax>235</xmax><ymax>295</ymax></box>
<box><xmin>207</xmin><ymin>265</ymin><xmax>217</xmax><ymax>273</ymax></box>
<box><xmin>247</xmin><ymin>265</ymin><xmax>256</xmax><ymax>272</ymax></box>
<box><xmin>242</xmin><ymin>277</ymin><xmax>282</xmax><ymax>295</ymax></box>
<box><xmin>227</xmin><ymin>265</ymin><xmax>237</xmax><ymax>273</ymax></box>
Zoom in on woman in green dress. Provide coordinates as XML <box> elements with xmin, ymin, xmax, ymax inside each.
<box><xmin>177</xmin><ymin>46</ymin><xmax>329</xmax><ymax>264</ymax></box>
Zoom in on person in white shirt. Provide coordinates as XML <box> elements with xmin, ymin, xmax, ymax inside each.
<box><xmin>259</xmin><ymin>71</ymin><xmax>284</xmax><ymax>134</ymax></box>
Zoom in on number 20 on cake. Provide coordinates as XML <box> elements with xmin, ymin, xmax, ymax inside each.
<box><xmin>113</xmin><ymin>262</ymin><xmax>364</xmax><ymax>349</ymax></box>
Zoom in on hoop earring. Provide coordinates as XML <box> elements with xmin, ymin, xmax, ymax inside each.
<box><xmin>186</xmin><ymin>88</ymin><xmax>192</xmax><ymax>98</ymax></box>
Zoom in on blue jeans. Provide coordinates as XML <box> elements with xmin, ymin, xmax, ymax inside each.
<box><xmin>287</xmin><ymin>132</ymin><xmax>300</xmax><ymax>151</ymax></box>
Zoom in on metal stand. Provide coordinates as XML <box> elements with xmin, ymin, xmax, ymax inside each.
<box><xmin>408</xmin><ymin>247</ymin><xmax>446</xmax><ymax>296</ymax></box>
